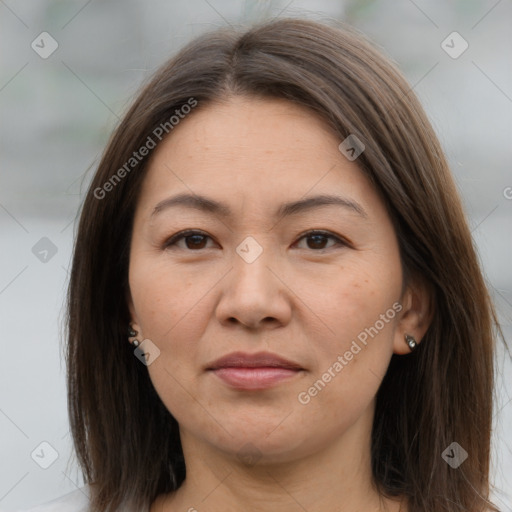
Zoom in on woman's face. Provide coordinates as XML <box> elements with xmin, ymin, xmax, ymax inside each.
<box><xmin>128</xmin><ymin>96</ymin><xmax>410</xmax><ymax>463</ymax></box>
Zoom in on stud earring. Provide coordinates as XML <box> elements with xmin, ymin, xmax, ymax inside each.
<box><xmin>405</xmin><ymin>334</ymin><xmax>417</xmax><ymax>351</ymax></box>
<box><xmin>128</xmin><ymin>324</ymin><xmax>140</xmax><ymax>348</ymax></box>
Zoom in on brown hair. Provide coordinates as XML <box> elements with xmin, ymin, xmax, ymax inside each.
<box><xmin>66</xmin><ymin>17</ymin><xmax>502</xmax><ymax>512</ymax></box>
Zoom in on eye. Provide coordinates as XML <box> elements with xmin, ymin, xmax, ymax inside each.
<box><xmin>294</xmin><ymin>230</ymin><xmax>348</xmax><ymax>251</ymax></box>
<box><xmin>163</xmin><ymin>230</ymin><xmax>216</xmax><ymax>250</ymax></box>
<box><xmin>163</xmin><ymin>229</ymin><xmax>349</xmax><ymax>252</ymax></box>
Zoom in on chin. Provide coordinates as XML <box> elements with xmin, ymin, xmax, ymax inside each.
<box><xmin>203</xmin><ymin>418</ymin><xmax>320</xmax><ymax>464</ymax></box>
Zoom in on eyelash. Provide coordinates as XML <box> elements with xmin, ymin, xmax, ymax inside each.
<box><xmin>162</xmin><ymin>229</ymin><xmax>350</xmax><ymax>251</ymax></box>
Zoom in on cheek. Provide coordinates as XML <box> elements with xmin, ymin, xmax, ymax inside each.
<box><xmin>294</xmin><ymin>256</ymin><xmax>402</xmax><ymax>406</ymax></box>
<box><xmin>129</xmin><ymin>255</ymin><xmax>214</xmax><ymax>385</ymax></box>
<box><xmin>129</xmin><ymin>260</ymin><xmax>210</xmax><ymax>423</ymax></box>
<box><xmin>129</xmin><ymin>254</ymin><xmax>209</xmax><ymax>340</ymax></box>
<box><xmin>294</xmin><ymin>254</ymin><xmax>402</xmax><ymax>355</ymax></box>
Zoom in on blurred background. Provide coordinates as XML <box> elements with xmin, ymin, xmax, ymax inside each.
<box><xmin>1</xmin><ymin>0</ymin><xmax>511</xmax><ymax>510</ymax></box>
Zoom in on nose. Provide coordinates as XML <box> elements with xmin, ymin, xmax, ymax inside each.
<box><xmin>215</xmin><ymin>240</ymin><xmax>292</xmax><ymax>330</ymax></box>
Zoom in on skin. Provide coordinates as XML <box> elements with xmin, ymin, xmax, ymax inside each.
<box><xmin>127</xmin><ymin>96</ymin><xmax>432</xmax><ymax>512</ymax></box>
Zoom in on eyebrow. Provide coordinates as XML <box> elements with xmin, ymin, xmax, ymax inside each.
<box><xmin>150</xmin><ymin>192</ymin><xmax>368</xmax><ymax>220</ymax></box>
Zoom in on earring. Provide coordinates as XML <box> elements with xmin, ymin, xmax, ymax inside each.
<box><xmin>128</xmin><ymin>324</ymin><xmax>140</xmax><ymax>348</ymax></box>
<box><xmin>405</xmin><ymin>334</ymin><xmax>417</xmax><ymax>351</ymax></box>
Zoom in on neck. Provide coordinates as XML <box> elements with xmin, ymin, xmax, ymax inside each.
<box><xmin>158</xmin><ymin>403</ymin><xmax>404</xmax><ymax>512</ymax></box>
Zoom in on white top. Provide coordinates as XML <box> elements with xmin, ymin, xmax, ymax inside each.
<box><xmin>14</xmin><ymin>484</ymin><xmax>150</xmax><ymax>512</ymax></box>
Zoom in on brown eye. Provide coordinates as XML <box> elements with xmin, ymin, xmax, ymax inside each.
<box><xmin>163</xmin><ymin>229</ymin><xmax>348</xmax><ymax>252</ymax></box>
<box><xmin>164</xmin><ymin>230</ymin><xmax>215</xmax><ymax>250</ymax></box>
<box><xmin>295</xmin><ymin>231</ymin><xmax>346</xmax><ymax>251</ymax></box>
<box><xmin>183</xmin><ymin>234</ymin><xmax>208</xmax><ymax>249</ymax></box>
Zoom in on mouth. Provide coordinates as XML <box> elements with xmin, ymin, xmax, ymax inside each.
<box><xmin>205</xmin><ymin>351</ymin><xmax>304</xmax><ymax>390</ymax></box>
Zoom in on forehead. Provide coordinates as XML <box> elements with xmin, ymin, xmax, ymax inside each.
<box><xmin>136</xmin><ymin>96</ymin><xmax>380</xmax><ymax>221</ymax></box>
<box><xmin>159</xmin><ymin>97</ymin><xmax>336</xmax><ymax>156</ymax></box>
<box><xmin>149</xmin><ymin>97</ymin><xmax>358</xmax><ymax>173</ymax></box>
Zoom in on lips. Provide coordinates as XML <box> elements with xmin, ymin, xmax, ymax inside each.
<box><xmin>206</xmin><ymin>351</ymin><xmax>304</xmax><ymax>390</ymax></box>
<box><xmin>206</xmin><ymin>351</ymin><xmax>303</xmax><ymax>371</ymax></box>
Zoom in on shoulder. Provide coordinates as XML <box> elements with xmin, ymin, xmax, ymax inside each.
<box><xmin>15</xmin><ymin>484</ymin><xmax>91</xmax><ymax>512</ymax></box>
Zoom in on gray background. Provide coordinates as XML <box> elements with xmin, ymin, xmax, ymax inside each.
<box><xmin>0</xmin><ymin>0</ymin><xmax>511</xmax><ymax>510</ymax></box>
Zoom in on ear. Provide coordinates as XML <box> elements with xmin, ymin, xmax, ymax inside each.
<box><xmin>393</xmin><ymin>274</ymin><xmax>434</xmax><ymax>355</ymax></box>
<box><xmin>126</xmin><ymin>287</ymin><xmax>142</xmax><ymax>337</ymax></box>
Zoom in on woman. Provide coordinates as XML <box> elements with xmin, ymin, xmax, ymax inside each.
<box><xmin>20</xmin><ymin>17</ymin><xmax>501</xmax><ymax>512</ymax></box>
